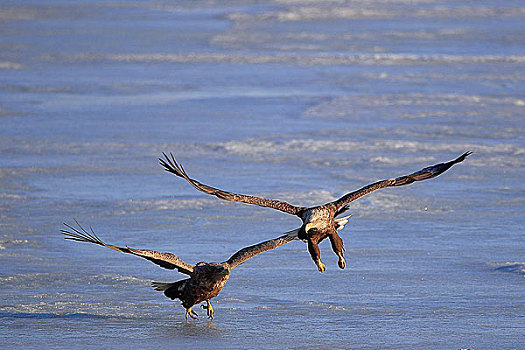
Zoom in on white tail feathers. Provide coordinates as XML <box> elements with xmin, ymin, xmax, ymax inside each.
<box><xmin>151</xmin><ymin>281</ymin><xmax>176</xmax><ymax>291</ymax></box>
<box><xmin>152</xmin><ymin>280</ymin><xmax>187</xmax><ymax>300</ymax></box>
<box><xmin>335</xmin><ymin>215</ymin><xmax>352</xmax><ymax>231</ymax></box>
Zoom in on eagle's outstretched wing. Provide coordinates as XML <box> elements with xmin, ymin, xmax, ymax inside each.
<box><xmin>160</xmin><ymin>153</ymin><xmax>304</xmax><ymax>215</ymax></box>
<box><xmin>61</xmin><ymin>220</ymin><xmax>195</xmax><ymax>275</ymax></box>
<box><xmin>225</xmin><ymin>234</ymin><xmax>295</xmax><ymax>269</ymax></box>
<box><xmin>331</xmin><ymin>151</ymin><xmax>472</xmax><ymax>212</ymax></box>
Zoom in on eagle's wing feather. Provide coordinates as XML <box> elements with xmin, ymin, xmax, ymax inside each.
<box><xmin>225</xmin><ymin>234</ymin><xmax>295</xmax><ymax>269</ymax></box>
<box><xmin>160</xmin><ymin>153</ymin><xmax>304</xmax><ymax>215</ymax></box>
<box><xmin>331</xmin><ymin>151</ymin><xmax>472</xmax><ymax>211</ymax></box>
<box><xmin>61</xmin><ymin>221</ymin><xmax>194</xmax><ymax>275</ymax></box>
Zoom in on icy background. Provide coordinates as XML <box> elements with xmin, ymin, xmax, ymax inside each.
<box><xmin>1</xmin><ymin>1</ymin><xmax>524</xmax><ymax>349</ymax></box>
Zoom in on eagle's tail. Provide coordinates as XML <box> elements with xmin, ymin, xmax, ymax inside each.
<box><xmin>335</xmin><ymin>215</ymin><xmax>351</xmax><ymax>231</ymax></box>
<box><xmin>152</xmin><ymin>280</ymin><xmax>188</xmax><ymax>300</ymax></box>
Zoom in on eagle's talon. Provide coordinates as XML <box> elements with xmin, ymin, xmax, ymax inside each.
<box><xmin>201</xmin><ymin>301</ymin><xmax>214</xmax><ymax>319</ymax></box>
<box><xmin>185</xmin><ymin>307</ymin><xmax>198</xmax><ymax>320</ymax></box>
<box><xmin>338</xmin><ymin>256</ymin><xmax>346</xmax><ymax>269</ymax></box>
<box><xmin>317</xmin><ymin>260</ymin><xmax>326</xmax><ymax>273</ymax></box>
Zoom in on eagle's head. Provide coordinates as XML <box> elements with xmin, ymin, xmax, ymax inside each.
<box><xmin>297</xmin><ymin>222</ymin><xmax>319</xmax><ymax>242</ymax></box>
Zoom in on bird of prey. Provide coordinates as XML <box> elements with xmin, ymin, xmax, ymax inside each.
<box><xmin>160</xmin><ymin>151</ymin><xmax>472</xmax><ymax>273</ymax></box>
<box><xmin>60</xmin><ymin>221</ymin><xmax>295</xmax><ymax>319</ymax></box>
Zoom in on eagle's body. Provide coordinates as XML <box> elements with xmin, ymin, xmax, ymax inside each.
<box><xmin>61</xmin><ymin>222</ymin><xmax>294</xmax><ymax>319</ymax></box>
<box><xmin>160</xmin><ymin>152</ymin><xmax>471</xmax><ymax>272</ymax></box>
<box><xmin>150</xmin><ymin>262</ymin><xmax>231</xmax><ymax>318</ymax></box>
<box><xmin>295</xmin><ymin>205</ymin><xmax>345</xmax><ymax>270</ymax></box>
<box><xmin>301</xmin><ymin>206</ymin><xmax>334</xmax><ymax>232</ymax></box>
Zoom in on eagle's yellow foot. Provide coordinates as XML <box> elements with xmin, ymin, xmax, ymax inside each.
<box><xmin>201</xmin><ymin>300</ymin><xmax>214</xmax><ymax>319</ymax></box>
<box><xmin>338</xmin><ymin>256</ymin><xmax>346</xmax><ymax>269</ymax></box>
<box><xmin>185</xmin><ymin>307</ymin><xmax>198</xmax><ymax>320</ymax></box>
<box><xmin>316</xmin><ymin>260</ymin><xmax>326</xmax><ymax>273</ymax></box>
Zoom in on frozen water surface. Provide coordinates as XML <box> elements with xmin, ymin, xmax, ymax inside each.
<box><xmin>1</xmin><ymin>1</ymin><xmax>524</xmax><ymax>349</ymax></box>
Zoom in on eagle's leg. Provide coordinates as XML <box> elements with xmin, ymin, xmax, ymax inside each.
<box><xmin>201</xmin><ymin>300</ymin><xmax>214</xmax><ymax>319</ymax></box>
<box><xmin>307</xmin><ymin>239</ymin><xmax>325</xmax><ymax>273</ymax></box>
<box><xmin>185</xmin><ymin>307</ymin><xmax>198</xmax><ymax>320</ymax></box>
<box><xmin>329</xmin><ymin>232</ymin><xmax>346</xmax><ymax>269</ymax></box>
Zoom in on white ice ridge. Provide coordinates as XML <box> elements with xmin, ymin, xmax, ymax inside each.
<box><xmin>52</xmin><ymin>53</ymin><xmax>525</xmax><ymax>66</ymax></box>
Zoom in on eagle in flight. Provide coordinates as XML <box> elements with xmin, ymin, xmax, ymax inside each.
<box><xmin>61</xmin><ymin>221</ymin><xmax>295</xmax><ymax>319</ymax></box>
<box><xmin>160</xmin><ymin>151</ymin><xmax>471</xmax><ymax>273</ymax></box>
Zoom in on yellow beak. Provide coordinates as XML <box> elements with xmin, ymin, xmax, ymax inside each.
<box><xmin>305</xmin><ymin>223</ymin><xmax>315</xmax><ymax>232</ymax></box>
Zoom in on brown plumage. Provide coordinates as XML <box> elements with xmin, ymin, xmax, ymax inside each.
<box><xmin>60</xmin><ymin>220</ymin><xmax>294</xmax><ymax>319</ymax></box>
<box><xmin>160</xmin><ymin>151</ymin><xmax>472</xmax><ymax>273</ymax></box>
